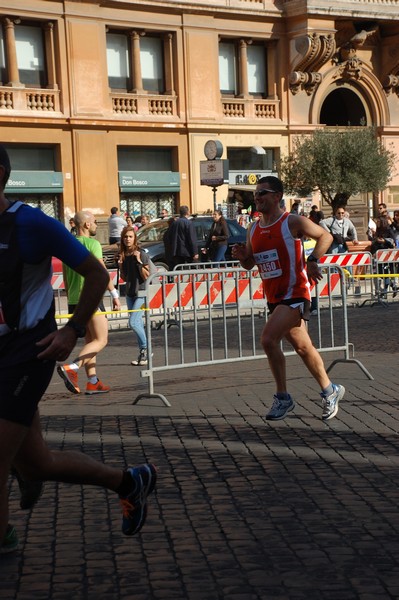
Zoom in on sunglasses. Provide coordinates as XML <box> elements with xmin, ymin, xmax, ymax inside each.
<box><xmin>254</xmin><ymin>189</ymin><xmax>277</xmax><ymax>198</ymax></box>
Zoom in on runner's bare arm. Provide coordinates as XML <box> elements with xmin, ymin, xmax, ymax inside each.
<box><xmin>290</xmin><ymin>214</ymin><xmax>333</xmax><ymax>257</ymax></box>
<box><xmin>36</xmin><ymin>255</ymin><xmax>109</xmax><ymax>360</ymax></box>
<box><xmin>232</xmin><ymin>224</ymin><xmax>256</xmax><ymax>270</ymax></box>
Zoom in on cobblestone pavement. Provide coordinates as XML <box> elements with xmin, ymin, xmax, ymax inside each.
<box><xmin>2</xmin><ymin>304</ymin><xmax>399</xmax><ymax>600</ymax></box>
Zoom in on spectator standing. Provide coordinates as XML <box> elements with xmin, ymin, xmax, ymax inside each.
<box><xmin>0</xmin><ymin>146</ymin><xmax>157</xmax><ymax>555</ymax></box>
<box><xmin>169</xmin><ymin>205</ymin><xmax>199</xmax><ymax>268</ymax></box>
<box><xmin>371</xmin><ymin>213</ymin><xmax>397</xmax><ymax>297</ymax></box>
<box><xmin>108</xmin><ymin>207</ymin><xmax>127</xmax><ymax>245</ymax></box>
<box><xmin>309</xmin><ymin>206</ymin><xmax>325</xmax><ymax>225</ymax></box>
<box><xmin>377</xmin><ymin>202</ymin><xmax>392</xmax><ymax>226</ymax></box>
<box><xmin>57</xmin><ymin>211</ymin><xmax>121</xmax><ymax>395</ymax></box>
<box><xmin>163</xmin><ymin>216</ymin><xmax>177</xmax><ymax>270</ymax></box>
<box><xmin>320</xmin><ymin>207</ymin><xmax>359</xmax><ymax>254</ymax></box>
<box><xmin>160</xmin><ymin>208</ymin><xmax>169</xmax><ymax>219</ymax></box>
<box><xmin>390</xmin><ymin>209</ymin><xmax>399</xmax><ymax>247</ymax></box>
<box><xmin>126</xmin><ymin>214</ymin><xmax>134</xmax><ymax>227</ymax></box>
<box><xmin>118</xmin><ymin>225</ymin><xmax>150</xmax><ymax>366</ymax></box>
<box><xmin>390</xmin><ymin>209</ymin><xmax>399</xmax><ymax>291</ymax></box>
<box><xmin>232</xmin><ymin>175</ymin><xmax>345</xmax><ymax>422</ymax></box>
<box><xmin>290</xmin><ymin>200</ymin><xmax>302</xmax><ymax>215</ymax></box>
<box><xmin>134</xmin><ymin>215</ymin><xmax>143</xmax><ymax>229</ymax></box>
<box><xmin>202</xmin><ymin>210</ymin><xmax>229</xmax><ymax>265</ymax></box>
<box><xmin>140</xmin><ymin>214</ymin><xmax>150</xmax><ymax>227</ymax></box>
<box><xmin>69</xmin><ymin>217</ymin><xmax>78</xmax><ymax>236</ymax></box>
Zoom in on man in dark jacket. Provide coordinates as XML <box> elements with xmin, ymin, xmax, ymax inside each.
<box><xmin>169</xmin><ymin>205</ymin><xmax>198</xmax><ymax>269</ymax></box>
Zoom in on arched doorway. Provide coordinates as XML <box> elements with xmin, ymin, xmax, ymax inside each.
<box><xmin>319</xmin><ymin>88</ymin><xmax>368</xmax><ymax>126</ymax></box>
<box><xmin>318</xmin><ymin>86</ymin><xmax>372</xmax><ymax>235</ymax></box>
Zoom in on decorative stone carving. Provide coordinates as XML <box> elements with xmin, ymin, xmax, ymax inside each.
<box><xmin>333</xmin><ymin>27</ymin><xmax>378</xmax><ymax>82</ymax></box>
<box><xmin>383</xmin><ymin>73</ymin><xmax>399</xmax><ymax>96</ymax></box>
<box><xmin>289</xmin><ymin>33</ymin><xmax>336</xmax><ymax>95</ymax></box>
<box><xmin>333</xmin><ymin>56</ymin><xmax>363</xmax><ymax>81</ymax></box>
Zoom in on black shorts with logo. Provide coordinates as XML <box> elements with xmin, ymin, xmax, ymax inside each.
<box><xmin>0</xmin><ymin>358</ymin><xmax>55</xmax><ymax>426</ymax></box>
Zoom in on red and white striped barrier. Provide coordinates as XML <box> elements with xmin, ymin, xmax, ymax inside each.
<box><xmin>375</xmin><ymin>249</ymin><xmax>399</xmax><ymax>263</ymax></box>
<box><xmin>147</xmin><ymin>276</ymin><xmax>264</xmax><ymax>310</ymax></box>
<box><xmin>52</xmin><ymin>269</ymin><xmax>124</xmax><ymax>290</ymax></box>
<box><xmin>319</xmin><ymin>251</ymin><xmax>372</xmax><ymax>267</ymax></box>
<box><xmin>51</xmin><ymin>272</ymin><xmax>65</xmax><ymax>290</ymax></box>
<box><xmin>310</xmin><ymin>272</ymin><xmax>341</xmax><ymax>297</ymax></box>
<box><xmin>314</xmin><ymin>251</ymin><xmax>374</xmax><ymax>297</ymax></box>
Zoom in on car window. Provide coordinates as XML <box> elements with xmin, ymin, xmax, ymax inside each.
<box><xmin>194</xmin><ymin>223</ymin><xmax>205</xmax><ymax>241</ymax></box>
<box><xmin>227</xmin><ymin>221</ymin><xmax>245</xmax><ymax>237</ymax></box>
<box><xmin>137</xmin><ymin>221</ymin><xmax>167</xmax><ymax>242</ymax></box>
<box><xmin>193</xmin><ymin>220</ymin><xmax>212</xmax><ymax>241</ymax></box>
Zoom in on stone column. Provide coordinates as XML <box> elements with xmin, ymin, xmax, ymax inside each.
<box><xmin>164</xmin><ymin>33</ymin><xmax>174</xmax><ymax>95</ymax></box>
<box><xmin>44</xmin><ymin>22</ymin><xmax>57</xmax><ymax>89</ymax></box>
<box><xmin>130</xmin><ymin>31</ymin><xmax>143</xmax><ymax>93</ymax></box>
<box><xmin>3</xmin><ymin>17</ymin><xmax>21</xmax><ymax>87</ymax></box>
<box><xmin>238</xmin><ymin>39</ymin><xmax>249</xmax><ymax>98</ymax></box>
<box><xmin>267</xmin><ymin>42</ymin><xmax>277</xmax><ymax>98</ymax></box>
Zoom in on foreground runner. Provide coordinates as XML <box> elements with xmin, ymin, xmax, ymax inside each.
<box><xmin>0</xmin><ymin>146</ymin><xmax>156</xmax><ymax>554</ymax></box>
<box><xmin>232</xmin><ymin>175</ymin><xmax>345</xmax><ymax>421</ymax></box>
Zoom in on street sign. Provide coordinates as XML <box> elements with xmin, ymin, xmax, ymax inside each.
<box><xmin>200</xmin><ymin>159</ymin><xmax>229</xmax><ymax>187</ymax></box>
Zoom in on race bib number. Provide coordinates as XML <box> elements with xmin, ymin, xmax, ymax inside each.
<box><xmin>254</xmin><ymin>249</ymin><xmax>282</xmax><ymax>279</ymax></box>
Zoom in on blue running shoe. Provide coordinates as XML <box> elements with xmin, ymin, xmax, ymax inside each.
<box><xmin>119</xmin><ymin>464</ymin><xmax>157</xmax><ymax>536</ymax></box>
<box><xmin>321</xmin><ymin>384</ymin><xmax>345</xmax><ymax>420</ymax></box>
<box><xmin>266</xmin><ymin>394</ymin><xmax>295</xmax><ymax>421</ymax></box>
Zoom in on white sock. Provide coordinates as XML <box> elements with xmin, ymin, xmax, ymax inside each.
<box><xmin>67</xmin><ymin>363</ymin><xmax>79</xmax><ymax>371</ymax></box>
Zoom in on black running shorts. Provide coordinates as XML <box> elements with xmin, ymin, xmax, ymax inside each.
<box><xmin>0</xmin><ymin>358</ymin><xmax>55</xmax><ymax>426</ymax></box>
<box><xmin>267</xmin><ymin>297</ymin><xmax>311</xmax><ymax>321</ymax></box>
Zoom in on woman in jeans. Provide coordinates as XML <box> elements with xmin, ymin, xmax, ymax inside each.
<box><xmin>118</xmin><ymin>226</ymin><xmax>150</xmax><ymax>366</ymax></box>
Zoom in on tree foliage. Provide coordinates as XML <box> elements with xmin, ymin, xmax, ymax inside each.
<box><xmin>280</xmin><ymin>128</ymin><xmax>396</xmax><ymax>211</ymax></box>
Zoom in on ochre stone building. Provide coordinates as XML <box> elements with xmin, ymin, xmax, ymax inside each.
<box><xmin>1</xmin><ymin>0</ymin><xmax>399</xmax><ymax>239</ymax></box>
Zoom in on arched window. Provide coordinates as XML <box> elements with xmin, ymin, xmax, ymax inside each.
<box><xmin>320</xmin><ymin>88</ymin><xmax>367</xmax><ymax>126</ymax></box>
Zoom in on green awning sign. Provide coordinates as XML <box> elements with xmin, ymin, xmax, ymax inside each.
<box><xmin>5</xmin><ymin>171</ymin><xmax>63</xmax><ymax>194</ymax></box>
<box><xmin>119</xmin><ymin>171</ymin><xmax>180</xmax><ymax>192</ymax></box>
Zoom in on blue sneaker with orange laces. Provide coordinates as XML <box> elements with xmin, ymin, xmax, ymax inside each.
<box><xmin>119</xmin><ymin>464</ymin><xmax>157</xmax><ymax>536</ymax></box>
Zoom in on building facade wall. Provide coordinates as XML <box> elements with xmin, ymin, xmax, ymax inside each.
<box><xmin>0</xmin><ymin>0</ymin><xmax>398</xmax><ymax>233</ymax></box>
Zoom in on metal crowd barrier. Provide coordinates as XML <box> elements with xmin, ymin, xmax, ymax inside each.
<box><xmin>51</xmin><ymin>248</ymin><xmax>399</xmax><ymax>336</ymax></box>
<box><xmin>372</xmin><ymin>248</ymin><xmax>399</xmax><ymax>306</ymax></box>
<box><xmin>133</xmin><ymin>264</ymin><xmax>373</xmax><ymax>407</ymax></box>
<box><xmin>319</xmin><ymin>251</ymin><xmax>374</xmax><ymax>304</ymax></box>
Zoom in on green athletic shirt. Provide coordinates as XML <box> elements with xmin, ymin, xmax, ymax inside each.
<box><xmin>64</xmin><ymin>236</ymin><xmax>103</xmax><ymax>305</ymax></box>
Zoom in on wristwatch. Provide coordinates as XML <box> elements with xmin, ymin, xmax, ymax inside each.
<box><xmin>307</xmin><ymin>254</ymin><xmax>318</xmax><ymax>263</ymax></box>
<box><xmin>65</xmin><ymin>319</ymin><xmax>86</xmax><ymax>338</ymax></box>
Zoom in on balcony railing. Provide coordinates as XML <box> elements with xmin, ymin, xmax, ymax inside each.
<box><xmin>222</xmin><ymin>98</ymin><xmax>279</xmax><ymax>119</ymax></box>
<box><xmin>111</xmin><ymin>93</ymin><xmax>177</xmax><ymax>118</ymax></box>
<box><xmin>0</xmin><ymin>87</ymin><xmax>60</xmax><ymax>112</ymax></box>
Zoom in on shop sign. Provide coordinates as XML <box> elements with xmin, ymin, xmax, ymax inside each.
<box><xmin>229</xmin><ymin>171</ymin><xmax>278</xmax><ymax>186</ymax></box>
<box><xmin>119</xmin><ymin>171</ymin><xmax>180</xmax><ymax>192</ymax></box>
<box><xmin>5</xmin><ymin>171</ymin><xmax>63</xmax><ymax>194</ymax></box>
